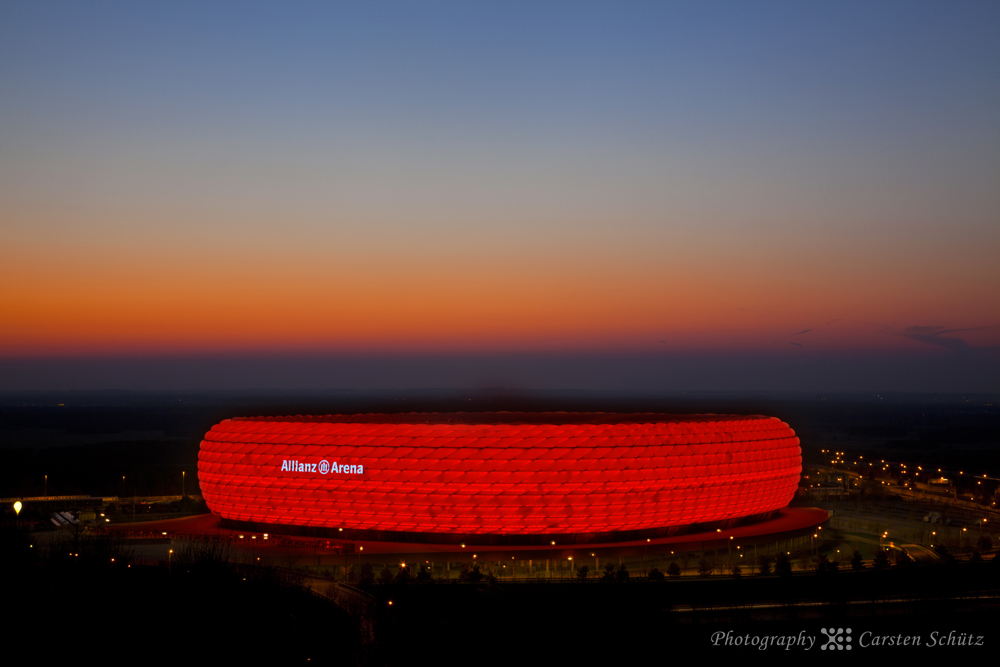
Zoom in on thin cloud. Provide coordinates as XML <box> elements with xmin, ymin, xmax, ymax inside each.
<box><xmin>899</xmin><ymin>325</ymin><xmax>990</xmax><ymax>353</ymax></box>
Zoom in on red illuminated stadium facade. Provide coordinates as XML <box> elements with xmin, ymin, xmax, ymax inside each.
<box><xmin>198</xmin><ymin>413</ymin><xmax>801</xmax><ymax>545</ymax></box>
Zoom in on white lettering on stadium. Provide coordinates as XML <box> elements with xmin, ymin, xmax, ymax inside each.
<box><xmin>280</xmin><ymin>459</ymin><xmax>363</xmax><ymax>475</ymax></box>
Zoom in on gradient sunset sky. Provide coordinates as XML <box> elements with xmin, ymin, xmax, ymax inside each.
<box><xmin>2</xmin><ymin>2</ymin><xmax>998</xmax><ymax>391</ymax></box>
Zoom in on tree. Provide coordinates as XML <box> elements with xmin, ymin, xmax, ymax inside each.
<box><xmin>756</xmin><ymin>556</ymin><xmax>772</xmax><ymax>576</ymax></box>
<box><xmin>601</xmin><ymin>562</ymin><xmax>616</xmax><ymax>582</ymax></box>
<box><xmin>666</xmin><ymin>562</ymin><xmax>681</xmax><ymax>577</ymax></box>
<box><xmin>850</xmin><ymin>550</ymin><xmax>864</xmax><ymax>570</ymax></box>
<box><xmin>815</xmin><ymin>554</ymin><xmax>829</xmax><ymax>575</ymax></box>
<box><xmin>730</xmin><ymin>563</ymin><xmax>742</xmax><ymax>579</ymax></box>
<box><xmin>977</xmin><ymin>536</ymin><xmax>993</xmax><ymax>551</ymax></box>
<box><xmin>615</xmin><ymin>564</ymin><xmax>629</xmax><ymax>582</ymax></box>
<box><xmin>393</xmin><ymin>564</ymin><xmax>410</xmax><ymax>584</ymax></box>
<box><xmin>697</xmin><ymin>558</ymin><xmax>714</xmax><ymax>577</ymax></box>
<box><xmin>379</xmin><ymin>565</ymin><xmax>395</xmax><ymax>585</ymax></box>
<box><xmin>416</xmin><ymin>565</ymin><xmax>433</xmax><ymax>582</ymax></box>
<box><xmin>647</xmin><ymin>567</ymin><xmax>665</xmax><ymax>581</ymax></box>
<box><xmin>872</xmin><ymin>549</ymin><xmax>889</xmax><ymax>570</ymax></box>
<box><xmin>576</xmin><ymin>565</ymin><xmax>589</xmax><ymax>580</ymax></box>
<box><xmin>774</xmin><ymin>552</ymin><xmax>792</xmax><ymax>578</ymax></box>
<box><xmin>459</xmin><ymin>563</ymin><xmax>484</xmax><ymax>582</ymax></box>
<box><xmin>359</xmin><ymin>562</ymin><xmax>374</xmax><ymax>589</ymax></box>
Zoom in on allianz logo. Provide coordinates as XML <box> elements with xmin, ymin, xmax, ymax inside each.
<box><xmin>280</xmin><ymin>459</ymin><xmax>364</xmax><ymax>475</ymax></box>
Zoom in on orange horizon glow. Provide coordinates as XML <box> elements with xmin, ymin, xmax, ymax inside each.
<box><xmin>2</xmin><ymin>6</ymin><xmax>998</xmax><ymax>364</ymax></box>
<box><xmin>3</xmin><ymin>236</ymin><xmax>997</xmax><ymax>356</ymax></box>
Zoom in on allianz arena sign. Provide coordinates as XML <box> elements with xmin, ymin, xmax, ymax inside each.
<box><xmin>280</xmin><ymin>459</ymin><xmax>364</xmax><ymax>475</ymax></box>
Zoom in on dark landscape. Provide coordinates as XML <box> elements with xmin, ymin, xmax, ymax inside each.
<box><xmin>3</xmin><ymin>391</ymin><xmax>998</xmax><ymax>660</ymax></box>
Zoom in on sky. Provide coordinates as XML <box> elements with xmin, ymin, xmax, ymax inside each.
<box><xmin>1</xmin><ymin>2</ymin><xmax>998</xmax><ymax>392</ymax></box>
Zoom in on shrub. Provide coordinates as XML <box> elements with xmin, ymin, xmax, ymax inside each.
<box><xmin>459</xmin><ymin>563</ymin><xmax>484</xmax><ymax>582</ymax></box>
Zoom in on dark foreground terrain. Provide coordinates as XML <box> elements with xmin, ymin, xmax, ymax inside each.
<box><xmin>2</xmin><ymin>390</ymin><xmax>998</xmax><ymax>661</ymax></box>
<box><xmin>3</xmin><ymin>522</ymin><xmax>998</xmax><ymax>663</ymax></box>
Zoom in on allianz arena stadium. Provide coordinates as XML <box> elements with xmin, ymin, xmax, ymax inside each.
<box><xmin>197</xmin><ymin>413</ymin><xmax>803</xmax><ymax>545</ymax></box>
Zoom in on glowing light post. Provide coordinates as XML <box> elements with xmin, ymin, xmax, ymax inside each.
<box><xmin>182</xmin><ymin>471</ymin><xmax>186</xmax><ymax>498</ymax></box>
<box><xmin>44</xmin><ymin>475</ymin><xmax>47</xmax><ymax>497</ymax></box>
<box><xmin>13</xmin><ymin>501</ymin><xmax>22</xmax><ymax>526</ymax></box>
